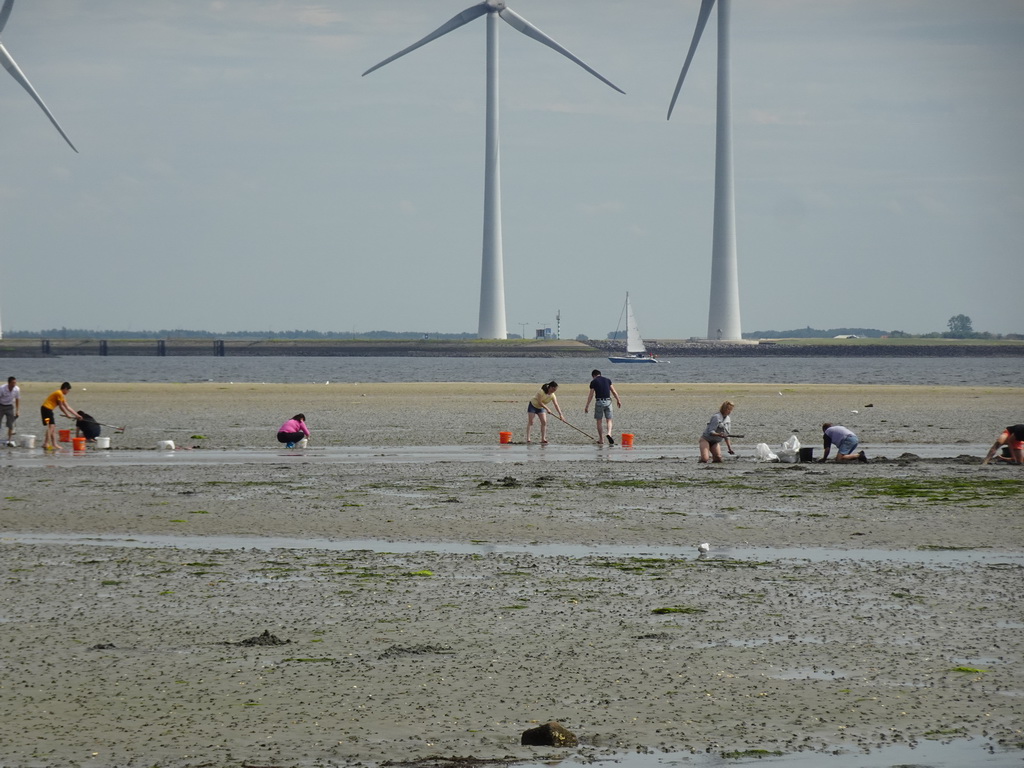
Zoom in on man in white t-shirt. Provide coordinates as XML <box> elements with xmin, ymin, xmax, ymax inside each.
<box><xmin>0</xmin><ymin>376</ymin><xmax>20</xmax><ymax>446</ymax></box>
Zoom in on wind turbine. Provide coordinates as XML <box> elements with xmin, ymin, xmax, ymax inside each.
<box><xmin>668</xmin><ymin>0</ymin><xmax>741</xmax><ymax>342</ymax></box>
<box><xmin>0</xmin><ymin>0</ymin><xmax>77</xmax><ymax>152</ymax></box>
<box><xmin>0</xmin><ymin>0</ymin><xmax>76</xmax><ymax>339</ymax></box>
<box><xmin>364</xmin><ymin>0</ymin><xmax>623</xmax><ymax>340</ymax></box>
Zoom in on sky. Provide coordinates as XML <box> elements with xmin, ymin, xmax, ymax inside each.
<box><xmin>1</xmin><ymin>0</ymin><xmax>1022</xmax><ymax>339</ymax></box>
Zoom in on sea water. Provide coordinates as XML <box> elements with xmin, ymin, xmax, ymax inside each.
<box><xmin>2</xmin><ymin>355</ymin><xmax>1019</xmax><ymax>387</ymax></box>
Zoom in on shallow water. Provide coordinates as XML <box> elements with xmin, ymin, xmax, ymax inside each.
<box><xmin>4</xmin><ymin>354</ymin><xmax>1020</xmax><ymax>386</ymax></box>
<box><xmin>4</xmin><ymin>532</ymin><xmax>1020</xmax><ymax>567</ymax></box>
<box><xmin>0</xmin><ymin>442</ymin><xmax>990</xmax><ymax>466</ymax></box>
<box><xmin>536</xmin><ymin>738</ymin><xmax>1021</xmax><ymax>766</ymax></box>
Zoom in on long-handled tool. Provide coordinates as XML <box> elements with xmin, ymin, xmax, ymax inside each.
<box><xmin>550</xmin><ymin>411</ymin><xmax>599</xmax><ymax>443</ymax></box>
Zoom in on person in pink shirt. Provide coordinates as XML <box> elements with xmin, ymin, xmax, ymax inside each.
<box><xmin>276</xmin><ymin>414</ymin><xmax>310</xmax><ymax>448</ymax></box>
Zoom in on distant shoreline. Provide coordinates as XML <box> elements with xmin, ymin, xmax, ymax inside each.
<box><xmin>1</xmin><ymin>337</ymin><xmax>1021</xmax><ymax>358</ymax></box>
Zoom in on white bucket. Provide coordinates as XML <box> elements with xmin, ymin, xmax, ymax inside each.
<box><xmin>95</xmin><ymin>436</ymin><xmax>111</xmax><ymax>449</ymax></box>
<box><xmin>16</xmin><ymin>434</ymin><xmax>36</xmax><ymax>448</ymax></box>
<box><xmin>157</xmin><ymin>440</ymin><xmax>175</xmax><ymax>451</ymax></box>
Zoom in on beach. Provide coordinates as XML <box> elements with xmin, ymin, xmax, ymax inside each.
<box><xmin>1</xmin><ymin>382</ymin><xmax>1022</xmax><ymax>767</ymax></box>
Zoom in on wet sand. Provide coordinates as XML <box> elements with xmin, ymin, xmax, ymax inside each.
<box><xmin>1</xmin><ymin>382</ymin><xmax>1022</xmax><ymax>767</ymax></box>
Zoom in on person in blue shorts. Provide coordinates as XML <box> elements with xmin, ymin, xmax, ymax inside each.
<box><xmin>584</xmin><ymin>369</ymin><xmax>622</xmax><ymax>445</ymax></box>
<box><xmin>820</xmin><ymin>423</ymin><xmax>867</xmax><ymax>462</ymax></box>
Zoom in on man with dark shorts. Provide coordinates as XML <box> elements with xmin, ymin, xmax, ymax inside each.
<box><xmin>1</xmin><ymin>376</ymin><xmax>20</xmax><ymax>446</ymax></box>
<box><xmin>40</xmin><ymin>382</ymin><xmax>80</xmax><ymax>451</ymax></box>
<box><xmin>584</xmin><ymin>369</ymin><xmax>622</xmax><ymax>445</ymax></box>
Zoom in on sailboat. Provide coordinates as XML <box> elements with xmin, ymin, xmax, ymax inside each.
<box><xmin>608</xmin><ymin>293</ymin><xmax>663</xmax><ymax>363</ymax></box>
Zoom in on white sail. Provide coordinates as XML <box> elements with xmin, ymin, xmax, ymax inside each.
<box><xmin>624</xmin><ymin>294</ymin><xmax>647</xmax><ymax>355</ymax></box>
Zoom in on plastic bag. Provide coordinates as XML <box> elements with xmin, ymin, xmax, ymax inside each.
<box><xmin>776</xmin><ymin>434</ymin><xmax>800</xmax><ymax>463</ymax></box>
<box><xmin>755</xmin><ymin>443</ymin><xmax>778</xmax><ymax>462</ymax></box>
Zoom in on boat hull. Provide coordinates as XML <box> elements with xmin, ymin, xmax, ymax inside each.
<box><xmin>608</xmin><ymin>356</ymin><xmax>660</xmax><ymax>364</ymax></box>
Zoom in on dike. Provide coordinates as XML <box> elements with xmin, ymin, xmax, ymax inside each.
<box><xmin>1</xmin><ymin>338</ymin><xmax>1021</xmax><ymax>358</ymax></box>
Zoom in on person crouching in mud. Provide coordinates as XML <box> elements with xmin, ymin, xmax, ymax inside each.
<box><xmin>982</xmin><ymin>424</ymin><xmax>1024</xmax><ymax>465</ymax></box>
<box><xmin>277</xmin><ymin>414</ymin><xmax>310</xmax><ymax>449</ymax></box>
<box><xmin>699</xmin><ymin>400</ymin><xmax>735</xmax><ymax>463</ymax></box>
<box><xmin>820</xmin><ymin>423</ymin><xmax>868</xmax><ymax>462</ymax></box>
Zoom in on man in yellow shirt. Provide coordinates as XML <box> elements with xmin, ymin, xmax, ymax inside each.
<box><xmin>41</xmin><ymin>382</ymin><xmax>80</xmax><ymax>451</ymax></box>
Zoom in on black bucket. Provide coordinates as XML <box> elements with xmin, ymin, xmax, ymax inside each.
<box><xmin>799</xmin><ymin>447</ymin><xmax>815</xmax><ymax>462</ymax></box>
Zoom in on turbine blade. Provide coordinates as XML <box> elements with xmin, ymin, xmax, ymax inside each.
<box><xmin>0</xmin><ymin>0</ymin><xmax>13</xmax><ymax>35</ymax></box>
<box><xmin>498</xmin><ymin>7</ymin><xmax>624</xmax><ymax>94</ymax></box>
<box><xmin>667</xmin><ymin>0</ymin><xmax>716</xmax><ymax>120</ymax></box>
<box><xmin>0</xmin><ymin>43</ymin><xmax>77</xmax><ymax>151</ymax></box>
<box><xmin>362</xmin><ymin>3</ymin><xmax>488</xmax><ymax>76</ymax></box>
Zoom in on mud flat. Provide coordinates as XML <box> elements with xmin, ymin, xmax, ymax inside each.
<box><xmin>0</xmin><ymin>383</ymin><xmax>1022</xmax><ymax>767</ymax></box>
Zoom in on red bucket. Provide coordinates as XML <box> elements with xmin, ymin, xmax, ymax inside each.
<box><xmin>499</xmin><ymin>431</ymin><xmax>513</xmax><ymax>444</ymax></box>
<box><xmin>58</xmin><ymin>429</ymin><xmax>72</xmax><ymax>442</ymax></box>
<box><xmin>620</xmin><ymin>433</ymin><xmax>635</xmax><ymax>447</ymax></box>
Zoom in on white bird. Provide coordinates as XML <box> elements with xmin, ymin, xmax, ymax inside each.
<box><xmin>851</xmin><ymin>410</ymin><xmax>859</xmax><ymax>414</ymax></box>
<box><xmin>698</xmin><ymin>542</ymin><xmax>710</xmax><ymax>554</ymax></box>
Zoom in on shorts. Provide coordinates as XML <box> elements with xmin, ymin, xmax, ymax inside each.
<box><xmin>40</xmin><ymin>406</ymin><xmax>55</xmax><ymax>427</ymax></box>
<box><xmin>593</xmin><ymin>399</ymin><xmax>612</xmax><ymax>420</ymax></box>
<box><xmin>1002</xmin><ymin>430</ymin><xmax>1024</xmax><ymax>450</ymax></box>
<box><xmin>527</xmin><ymin>403</ymin><xmax>548</xmax><ymax>415</ymax></box>
<box><xmin>836</xmin><ymin>435</ymin><xmax>859</xmax><ymax>455</ymax></box>
<box><xmin>0</xmin><ymin>404</ymin><xmax>15</xmax><ymax>429</ymax></box>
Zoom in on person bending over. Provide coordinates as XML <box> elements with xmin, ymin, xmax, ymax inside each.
<box><xmin>277</xmin><ymin>414</ymin><xmax>310</xmax><ymax>448</ymax></box>
<box><xmin>820</xmin><ymin>423</ymin><xmax>868</xmax><ymax>463</ymax></box>
<box><xmin>981</xmin><ymin>424</ymin><xmax>1024</xmax><ymax>465</ymax></box>
<box><xmin>699</xmin><ymin>401</ymin><xmax>735</xmax><ymax>463</ymax></box>
<box><xmin>75</xmin><ymin>411</ymin><xmax>101</xmax><ymax>442</ymax></box>
<box><xmin>526</xmin><ymin>381</ymin><xmax>564</xmax><ymax>444</ymax></box>
<box><xmin>40</xmin><ymin>382</ymin><xmax>80</xmax><ymax>451</ymax></box>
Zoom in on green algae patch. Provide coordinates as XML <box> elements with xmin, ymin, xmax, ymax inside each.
<box><xmin>827</xmin><ymin>477</ymin><xmax>1022</xmax><ymax>506</ymax></box>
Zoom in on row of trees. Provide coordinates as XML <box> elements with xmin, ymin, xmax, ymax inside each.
<box><xmin>889</xmin><ymin>315</ymin><xmax>1018</xmax><ymax>340</ymax></box>
<box><xmin>5</xmin><ymin>316</ymin><xmax>1017</xmax><ymax>341</ymax></box>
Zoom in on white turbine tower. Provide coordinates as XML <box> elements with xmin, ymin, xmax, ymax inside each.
<box><xmin>364</xmin><ymin>0</ymin><xmax>623</xmax><ymax>340</ymax></box>
<box><xmin>668</xmin><ymin>0</ymin><xmax>741</xmax><ymax>342</ymax></box>
<box><xmin>0</xmin><ymin>0</ymin><xmax>77</xmax><ymax>340</ymax></box>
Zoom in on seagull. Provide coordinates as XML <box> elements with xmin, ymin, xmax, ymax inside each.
<box><xmin>698</xmin><ymin>542</ymin><xmax>710</xmax><ymax>554</ymax></box>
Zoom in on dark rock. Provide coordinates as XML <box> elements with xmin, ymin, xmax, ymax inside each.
<box><xmin>226</xmin><ymin>629</ymin><xmax>290</xmax><ymax>647</ymax></box>
<box><xmin>521</xmin><ymin>721</ymin><xmax>578</xmax><ymax>747</ymax></box>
